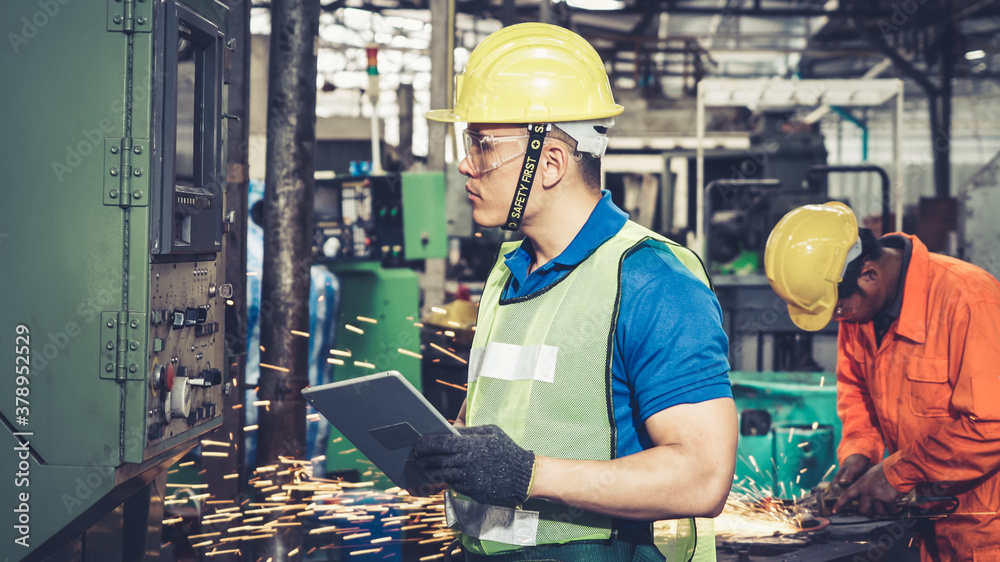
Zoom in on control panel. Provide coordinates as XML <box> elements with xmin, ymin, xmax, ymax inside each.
<box><xmin>314</xmin><ymin>175</ymin><xmax>404</xmax><ymax>263</ymax></box>
<box><xmin>145</xmin><ymin>261</ymin><xmax>231</xmax><ymax>448</ymax></box>
<box><xmin>313</xmin><ymin>172</ymin><xmax>448</xmax><ymax>265</ymax></box>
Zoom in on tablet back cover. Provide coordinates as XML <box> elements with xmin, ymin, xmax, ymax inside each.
<box><xmin>302</xmin><ymin>371</ymin><xmax>458</xmax><ymax>489</ymax></box>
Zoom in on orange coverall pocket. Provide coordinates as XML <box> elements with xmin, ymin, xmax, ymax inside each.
<box><xmin>904</xmin><ymin>356</ymin><xmax>951</xmax><ymax>418</ymax></box>
<box><xmin>973</xmin><ymin>548</ymin><xmax>1000</xmax><ymax>562</ymax></box>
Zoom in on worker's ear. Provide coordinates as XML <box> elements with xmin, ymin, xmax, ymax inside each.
<box><xmin>858</xmin><ymin>259</ymin><xmax>878</xmax><ymax>284</ymax></box>
<box><xmin>538</xmin><ymin>140</ymin><xmax>570</xmax><ymax>189</ymax></box>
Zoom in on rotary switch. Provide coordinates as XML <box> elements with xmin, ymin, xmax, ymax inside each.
<box><xmin>169</xmin><ymin>376</ymin><xmax>193</xmax><ymax>419</ymax></box>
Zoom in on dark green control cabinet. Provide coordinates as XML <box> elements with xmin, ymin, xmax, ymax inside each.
<box><xmin>0</xmin><ymin>1</ymin><xmax>231</xmax><ymax>559</ymax></box>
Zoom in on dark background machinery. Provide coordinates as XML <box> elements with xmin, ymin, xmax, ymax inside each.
<box><xmin>310</xmin><ymin>172</ymin><xmax>448</xmax><ymax>481</ymax></box>
<box><xmin>0</xmin><ymin>1</ymin><xmax>235</xmax><ymax>559</ymax></box>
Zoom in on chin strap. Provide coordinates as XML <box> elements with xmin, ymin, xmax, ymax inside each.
<box><xmin>502</xmin><ymin>124</ymin><xmax>549</xmax><ymax>231</ymax></box>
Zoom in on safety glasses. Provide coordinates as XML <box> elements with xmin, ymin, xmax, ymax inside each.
<box><xmin>461</xmin><ymin>129</ymin><xmax>531</xmax><ymax>176</ymax></box>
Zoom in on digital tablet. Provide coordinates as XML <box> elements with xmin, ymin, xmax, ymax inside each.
<box><xmin>302</xmin><ymin>371</ymin><xmax>460</xmax><ymax>489</ymax></box>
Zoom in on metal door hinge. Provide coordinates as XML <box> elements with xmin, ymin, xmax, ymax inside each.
<box><xmin>108</xmin><ymin>0</ymin><xmax>152</xmax><ymax>34</ymax></box>
<box><xmin>100</xmin><ymin>312</ymin><xmax>147</xmax><ymax>381</ymax></box>
<box><xmin>105</xmin><ymin>137</ymin><xmax>149</xmax><ymax>207</ymax></box>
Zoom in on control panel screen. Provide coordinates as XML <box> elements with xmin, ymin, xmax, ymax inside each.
<box><xmin>175</xmin><ymin>26</ymin><xmax>198</xmax><ymax>184</ymax></box>
<box><xmin>153</xmin><ymin>2</ymin><xmax>224</xmax><ymax>256</ymax></box>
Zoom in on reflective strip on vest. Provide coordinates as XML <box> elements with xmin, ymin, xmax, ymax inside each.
<box><xmin>460</xmin><ymin>220</ymin><xmax>710</xmax><ymax>557</ymax></box>
<box><xmin>445</xmin><ymin>492</ymin><xmax>540</xmax><ymax>547</ymax></box>
<box><xmin>467</xmin><ymin>342</ymin><xmax>558</xmax><ymax>384</ymax></box>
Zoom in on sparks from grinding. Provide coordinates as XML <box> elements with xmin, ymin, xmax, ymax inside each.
<box><xmin>435</xmin><ymin>379</ymin><xmax>468</xmax><ymax>391</ymax></box>
<box><xmin>398</xmin><ymin>348</ymin><xmax>423</xmax><ymax>359</ymax></box>
<box><xmin>821</xmin><ymin>464</ymin><xmax>837</xmax><ymax>481</ymax></box>
<box><xmin>428</xmin><ymin>342</ymin><xmax>467</xmax><ymax>364</ymax></box>
<box><xmin>259</xmin><ymin>363</ymin><xmax>290</xmax><ymax>373</ymax></box>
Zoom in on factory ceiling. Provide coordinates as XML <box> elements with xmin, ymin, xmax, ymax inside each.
<box><xmin>248</xmin><ymin>0</ymin><xmax>1000</xmax><ymax>152</ymax></box>
<box><xmin>251</xmin><ymin>0</ymin><xmax>1000</xmax><ymax>85</ymax></box>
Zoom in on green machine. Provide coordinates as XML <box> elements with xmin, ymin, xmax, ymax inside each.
<box><xmin>313</xmin><ymin>172</ymin><xmax>448</xmax><ymax>482</ymax></box>
<box><xmin>1</xmin><ymin>1</ymin><xmax>232</xmax><ymax>559</ymax></box>
<box><xmin>730</xmin><ymin>371</ymin><xmax>842</xmax><ymax>500</ymax></box>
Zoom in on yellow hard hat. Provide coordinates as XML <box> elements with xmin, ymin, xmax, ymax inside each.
<box><xmin>425</xmin><ymin>22</ymin><xmax>624</xmax><ymax>123</ymax></box>
<box><xmin>764</xmin><ymin>202</ymin><xmax>862</xmax><ymax>331</ymax></box>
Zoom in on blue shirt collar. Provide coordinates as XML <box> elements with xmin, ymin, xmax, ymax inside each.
<box><xmin>503</xmin><ymin>190</ymin><xmax>628</xmax><ymax>287</ymax></box>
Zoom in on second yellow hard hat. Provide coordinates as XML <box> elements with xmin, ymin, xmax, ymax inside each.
<box><xmin>764</xmin><ymin>202</ymin><xmax>862</xmax><ymax>331</ymax></box>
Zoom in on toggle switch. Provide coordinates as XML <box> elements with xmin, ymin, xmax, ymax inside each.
<box><xmin>195</xmin><ymin>322</ymin><xmax>219</xmax><ymax>337</ymax></box>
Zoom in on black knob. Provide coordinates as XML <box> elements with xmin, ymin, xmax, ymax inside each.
<box><xmin>147</xmin><ymin>423</ymin><xmax>164</xmax><ymax>441</ymax></box>
<box><xmin>171</xmin><ymin>310</ymin><xmax>185</xmax><ymax>329</ymax></box>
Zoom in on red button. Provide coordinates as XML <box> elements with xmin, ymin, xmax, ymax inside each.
<box><xmin>166</xmin><ymin>363</ymin><xmax>175</xmax><ymax>391</ymax></box>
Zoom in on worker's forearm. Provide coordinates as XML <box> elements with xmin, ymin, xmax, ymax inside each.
<box><xmin>529</xmin><ymin>445</ymin><xmax>732</xmax><ymax>521</ymax></box>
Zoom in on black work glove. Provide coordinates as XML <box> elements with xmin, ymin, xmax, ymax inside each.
<box><xmin>413</xmin><ymin>424</ymin><xmax>535</xmax><ymax>507</ymax></box>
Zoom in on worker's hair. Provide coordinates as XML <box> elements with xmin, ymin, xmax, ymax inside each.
<box><xmin>548</xmin><ymin>126</ymin><xmax>602</xmax><ymax>191</ymax></box>
<box><xmin>837</xmin><ymin>228</ymin><xmax>883</xmax><ymax>298</ymax></box>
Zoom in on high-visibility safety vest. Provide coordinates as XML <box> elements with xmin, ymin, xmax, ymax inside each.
<box><xmin>449</xmin><ymin>220</ymin><xmax>712</xmax><ymax>559</ymax></box>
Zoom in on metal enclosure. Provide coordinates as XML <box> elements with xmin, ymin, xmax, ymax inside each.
<box><xmin>313</xmin><ymin>172</ymin><xmax>448</xmax><ymax>264</ymax></box>
<box><xmin>730</xmin><ymin>372</ymin><xmax>841</xmax><ymax>499</ymax></box>
<box><xmin>0</xmin><ymin>1</ymin><xmax>230</xmax><ymax>559</ymax></box>
<box><xmin>959</xmin><ymin>150</ymin><xmax>1000</xmax><ymax>278</ymax></box>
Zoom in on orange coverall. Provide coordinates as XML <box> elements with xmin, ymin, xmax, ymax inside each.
<box><xmin>838</xmin><ymin>234</ymin><xmax>1000</xmax><ymax>561</ymax></box>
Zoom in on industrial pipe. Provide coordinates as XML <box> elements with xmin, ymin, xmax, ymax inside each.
<box><xmin>806</xmin><ymin>165</ymin><xmax>892</xmax><ymax>235</ymax></box>
<box><xmin>259</xmin><ymin>0</ymin><xmax>320</xmax><ymax>558</ymax></box>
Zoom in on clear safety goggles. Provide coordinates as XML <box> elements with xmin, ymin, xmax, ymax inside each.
<box><xmin>461</xmin><ymin>129</ymin><xmax>532</xmax><ymax>176</ymax></box>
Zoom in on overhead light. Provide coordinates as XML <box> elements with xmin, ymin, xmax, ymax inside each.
<box><xmin>566</xmin><ymin>0</ymin><xmax>626</xmax><ymax>9</ymax></box>
<box><xmin>965</xmin><ymin>50</ymin><xmax>986</xmax><ymax>60</ymax></box>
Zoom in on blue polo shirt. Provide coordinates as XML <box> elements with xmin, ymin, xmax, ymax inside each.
<box><xmin>501</xmin><ymin>191</ymin><xmax>732</xmax><ymax>458</ymax></box>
